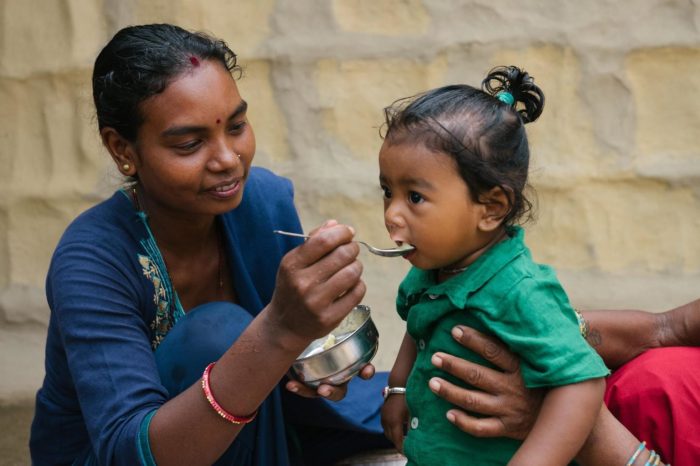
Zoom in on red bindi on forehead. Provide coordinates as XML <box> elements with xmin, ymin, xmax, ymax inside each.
<box><xmin>189</xmin><ymin>56</ymin><xmax>200</xmax><ymax>67</ymax></box>
<box><xmin>216</xmin><ymin>118</ymin><xmax>221</xmax><ymax>124</ymax></box>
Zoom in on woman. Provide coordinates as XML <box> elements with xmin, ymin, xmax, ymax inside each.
<box><xmin>29</xmin><ymin>24</ymin><xmax>388</xmax><ymax>466</ymax></box>
<box><xmin>428</xmin><ymin>298</ymin><xmax>700</xmax><ymax>465</ymax></box>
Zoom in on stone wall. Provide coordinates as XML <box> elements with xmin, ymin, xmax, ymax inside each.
<box><xmin>1</xmin><ymin>0</ymin><xmax>699</xmax><ymax>403</ymax></box>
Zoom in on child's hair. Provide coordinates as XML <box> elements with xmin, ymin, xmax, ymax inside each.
<box><xmin>382</xmin><ymin>65</ymin><xmax>545</xmax><ymax>226</ymax></box>
<box><xmin>92</xmin><ymin>23</ymin><xmax>241</xmax><ymax>142</ymax></box>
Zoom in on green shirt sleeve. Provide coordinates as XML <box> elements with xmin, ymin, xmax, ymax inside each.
<box><xmin>490</xmin><ymin>273</ymin><xmax>609</xmax><ymax>388</ymax></box>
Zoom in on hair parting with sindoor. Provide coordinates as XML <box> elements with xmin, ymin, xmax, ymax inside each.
<box><xmin>92</xmin><ymin>23</ymin><xmax>242</xmax><ymax>142</ymax></box>
<box><xmin>382</xmin><ymin>65</ymin><xmax>545</xmax><ymax>226</ymax></box>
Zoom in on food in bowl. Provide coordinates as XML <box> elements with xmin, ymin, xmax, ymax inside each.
<box><xmin>290</xmin><ymin>304</ymin><xmax>379</xmax><ymax>387</ymax></box>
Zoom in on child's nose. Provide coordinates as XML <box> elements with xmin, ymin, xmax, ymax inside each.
<box><xmin>384</xmin><ymin>205</ymin><xmax>406</xmax><ymax>232</ymax></box>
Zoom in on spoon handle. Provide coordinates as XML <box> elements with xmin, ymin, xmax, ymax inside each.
<box><xmin>273</xmin><ymin>230</ymin><xmax>311</xmax><ymax>239</ymax></box>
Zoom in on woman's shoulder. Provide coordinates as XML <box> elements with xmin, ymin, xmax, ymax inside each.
<box><xmin>59</xmin><ymin>191</ymin><xmax>135</xmax><ymax>240</ymax></box>
<box><xmin>51</xmin><ymin>190</ymin><xmax>142</xmax><ymax>268</ymax></box>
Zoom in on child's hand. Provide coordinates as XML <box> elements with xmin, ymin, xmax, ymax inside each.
<box><xmin>381</xmin><ymin>394</ymin><xmax>409</xmax><ymax>453</ymax></box>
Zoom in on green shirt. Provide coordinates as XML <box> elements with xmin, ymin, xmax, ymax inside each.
<box><xmin>397</xmin><ymin>226</ymin><xmax>609</xmax><ymax>465</ymax></box>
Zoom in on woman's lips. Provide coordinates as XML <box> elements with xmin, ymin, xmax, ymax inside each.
<box><xmin>206</xmin><ymin>179</ymin><xmax>241</xmax><ymax>199</ymax></box>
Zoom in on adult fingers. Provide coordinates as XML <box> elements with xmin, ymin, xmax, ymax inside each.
<box><xmin>287</xmin><ymin>224</ymin><xmax>357</xmax><ymax>270</ymax></box>
<box><xmin>315</xmin><ymin>383</ymin><xmax>347</xmax><ymax>402</ymax></box>
<box><xmin>428</xmin><ymin>376</ymin><xmax>504</xmax><ymax>417</ymax></box>
<box><xmin>285</xmin><ymin>380</ymin><xmax>319</xmax><ymax>398</ymax></box>
<box><xmin>284</xmin><ymin>381</ymin><xmax>346</xmax><ymax>401</ymax></box>
<box><xmin>280</xmin><ymin>231</ymin><xmax>362</xmax><ymax>312</ymax></box>
<box><xmin>358</xmin><ymin>363</ymin><xmax>375</xmax><ymax>380</ymax></box>
<box><xmin>450</xmin><ymin>325</ymin><xmax>519</xmax><ymax>373</ymax></box>
<box><xmin>445</xmin><ymin>409</ymin><xmax>507</xmax><ymax>438</ymax></box>
<box><xmin>431</xmin><ymin>352</ymin><xmax>512</xmax><ymax>395</ymax></box>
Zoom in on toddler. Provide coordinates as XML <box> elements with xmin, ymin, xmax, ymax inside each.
<box><xmin>379</xmin><ymin>66</ymin><xmax>609</xmax><ymax>465</ymax></box>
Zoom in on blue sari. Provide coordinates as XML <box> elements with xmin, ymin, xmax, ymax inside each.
<box><xmin>31</xmin><ymin>168</ymin><xmax>388</xmax><ymax>466</ymax></box>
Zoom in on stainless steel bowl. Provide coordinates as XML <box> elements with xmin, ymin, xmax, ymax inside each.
<box><xmin>291</xmin><ymin>304</ymin><xmax>379</xmax><ymax>387</ymax></box>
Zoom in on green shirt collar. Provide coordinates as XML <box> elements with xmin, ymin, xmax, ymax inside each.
<box><xmin>397</xmin><ymin>226</ymin><xmax>528</xmax><ymax>312</ymax></box>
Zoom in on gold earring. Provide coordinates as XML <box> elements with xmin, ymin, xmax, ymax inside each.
<box><xmin>122</xmin><ymin>163</ymin><xmax>130</xmax><ymax>171</ymax></box>
<box><xmin>236</xmin><ymin>153</ymin><xmax>241</xmax><ymax>159</ymax></box>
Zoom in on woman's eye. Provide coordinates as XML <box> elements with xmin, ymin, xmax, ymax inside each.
<box><xmin>381</xmin><ymin>185</ymin><xmax>392</xmax><ymax>199</ymax></box>
<box><xmin>175</xmin><ymin>140</ymin><xmax>202</xmax><ymax>152</ymax></box>
<box><xmin>408</xmin><ymin>191</ymin><xmax>424</xmax><ymax>204</ymax></box>
<box><xmin>228</xmin><ymin>121</ymin><xmax>246</xmax><ymax>134</ymax></box>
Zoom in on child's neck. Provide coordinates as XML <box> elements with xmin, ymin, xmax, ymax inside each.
<box><xmin>436</xmin><ymin>227</ymin><xmax>508</xmax><ymax>283</ymax></box>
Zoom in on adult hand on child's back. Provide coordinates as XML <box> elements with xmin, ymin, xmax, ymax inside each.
<box><xmin>428</xmin><ymin>325</ymin><xmax>544</xmax><ymax>440</ymax></box>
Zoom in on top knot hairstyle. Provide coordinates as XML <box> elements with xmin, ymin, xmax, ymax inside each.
<box><xmin>482</xmin><ymin>65</ymin><xmax>545</xmax><ymax>123</ymax></box>
<box><xmin>92</xmin><ymin>23</ymin><xmax>241</xmax><ymax>142</ymax></box>
<box><xmin>382</xmin><ymin>65</ymin><xmax>545</xmax><ymax>226</ymax></box>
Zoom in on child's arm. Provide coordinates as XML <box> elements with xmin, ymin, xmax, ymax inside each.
<box><xmin>381</xmin><ymin>331</ymin><xmax>416</xmax><ymax>452</ymax></box>
<box><xmin>508</xmin><ymin>377</ymin><xmax>605</xmax><ymax>466</ymax></box>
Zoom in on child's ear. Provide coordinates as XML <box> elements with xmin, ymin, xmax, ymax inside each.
<box><xmin>478</xmin><ymin>186</ymin><xmax>511</xmax><ymax>232</ymax></box>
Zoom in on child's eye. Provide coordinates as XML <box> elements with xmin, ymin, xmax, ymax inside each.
<box><xmin>381</xmin><ymin>185</ymin><xmax>392</xmax><ymax>199</ymax></box>
<box><xmin>408</xmin><ymin>191</ymin><xmax>424</xmax><ymax>204</ymax></box>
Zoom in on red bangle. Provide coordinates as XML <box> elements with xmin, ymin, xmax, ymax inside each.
<box><xmin>201</xmin><ymin>362</ymin><xmax>257</xmax><ymax>424</ymax></box>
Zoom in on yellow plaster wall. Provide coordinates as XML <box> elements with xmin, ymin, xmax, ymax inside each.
<box><xmin>1</xmin><ymin>0</ymin><xmax>699</xmax><ymax>401</ymax></box>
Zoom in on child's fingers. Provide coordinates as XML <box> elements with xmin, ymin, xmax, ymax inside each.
<box><xmin>385</xmin><ymin>423</ymin><xmax>405</xmax><ymax>452</ymax></box>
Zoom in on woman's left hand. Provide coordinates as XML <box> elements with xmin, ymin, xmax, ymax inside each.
<box><xmin>285</xmin><ymin>363</ymin><xmax>375</xmax><ymax>401</ymax></box>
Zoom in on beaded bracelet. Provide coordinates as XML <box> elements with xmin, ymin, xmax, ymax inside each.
<box><xmin>644</xmin><ymin>451</ymin><xmax>659</xmax><ymax>466</ymax></box>
<box><xmin>626</xmin><ymin>441</ymin><xmax>646</xmax><ymax>466</ymax></box>
<box><xmin>202</xmin><ymin>362</ymin><xmax>258</xmax><ymax>424</ymax></box>
<box><xmin>573</xmin><ymin>308</ymin><xmax>590</xmax><ymax>339</ymax></box>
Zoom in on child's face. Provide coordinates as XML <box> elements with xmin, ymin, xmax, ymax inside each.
<box><xmin>378</xmin><ymin>141</ymin><xmax>490</xmax><ymax>271</ymax></box>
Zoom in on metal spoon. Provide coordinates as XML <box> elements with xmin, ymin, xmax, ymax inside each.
<box><xmin>273</xmin><ymin>230</ymin><xmax>415</xmax><ymax>257</ymax></box>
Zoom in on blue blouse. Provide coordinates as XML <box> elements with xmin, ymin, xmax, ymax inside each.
<box><xmin>30</xmin><ymin>167</ymin><xmax>304</xmax><ymax>465</ymax></box>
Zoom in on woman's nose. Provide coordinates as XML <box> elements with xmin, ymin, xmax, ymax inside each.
<box><xmin>208</xmin><ymin>141</ymin><xmax>240</xmax><ymax>171</ymax></box>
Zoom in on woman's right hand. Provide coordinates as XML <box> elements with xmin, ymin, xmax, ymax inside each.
<box><xmin>381</xmin><ymin>393</ymin><xmax>409</xmax><ymax>453</ymax></box>
<box><xmin>428</xmin><ymin>325</ymin><xmax>544</xmax><ymax>440</ymax></box>
<box><xmin>267</xmin><ymin>219</ymin><xmax>365</xmax><ymax>349</ymax></box>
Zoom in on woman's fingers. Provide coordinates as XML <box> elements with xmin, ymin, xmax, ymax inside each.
<box><xmin>450</xmin><ymin>325</ymin><xmax>519</xmax><ymax>372</ymax></box>
<box><xmin>272</xmin><ymin>222</ymin><xmax>366</xmax><ymax>340</ymax></box>
<box><xmin>284</xmin><ymin>380</ymin><xmax>348</xmax><ymax>401</ymax></box>
<box><xmin>285</xmin><ymin>380</ymin><xmax>318</xmax><ymax>398</ymax></box>
<box><xmin>287</xmin><ymin>223</ymin><xmax>357</xmax><ymax>271</ymax></box>
<box><xmin>358</xmin><ymin>363</ymin><xmax>375</xmax><ymax>380</ymax></box>
<box><xmin>315</xmin><ymin>383</ymin><xmax>347</xmax><ymax>402</ymax></box>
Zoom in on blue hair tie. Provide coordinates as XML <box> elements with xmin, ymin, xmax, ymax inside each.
<box><xmin>497</xmin><ymin>91</ymin><xmax>515</xmax><ymax>106</ymax></box>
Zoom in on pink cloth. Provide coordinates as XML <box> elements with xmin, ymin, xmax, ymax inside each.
<box><xmin>605</xmin><ymin>347</ymin><xmax>700</xmax><ymax>466</ymax></box>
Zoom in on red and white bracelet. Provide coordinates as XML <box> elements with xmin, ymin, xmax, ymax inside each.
<box><xmin>201</xmin><ymin>362</ymin><xmax>258</xmax><ymax>424</ymax></box>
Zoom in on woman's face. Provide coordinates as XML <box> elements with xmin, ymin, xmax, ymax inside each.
<box><xmin>131</xmin><ymin>59</ymin><xmax>255</xmax><ymax>218</ymax></box>
<box><xmin>379</xmin><ymin>140</ymin><xmax>488</xmax><ymax>271</ymax></box>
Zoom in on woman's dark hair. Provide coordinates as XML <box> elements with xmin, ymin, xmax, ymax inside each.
<box><xmin>382</xmin><ymin>65</ymin><xmax>545</xmax><ymax>226</ymax></box>
<box><xmin>92</xmin><ymin>23</ymin><xmax>241</xmax><ymax>141</ymax></box>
